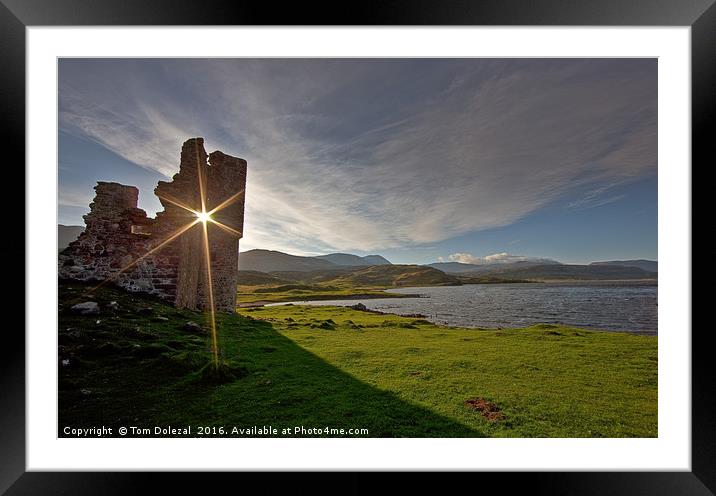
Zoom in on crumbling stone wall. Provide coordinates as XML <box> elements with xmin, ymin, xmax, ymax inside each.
<box><xmin>59</xmin><ymin>138</ymin><xmax>247</xmax><ymax>313</ymax></box>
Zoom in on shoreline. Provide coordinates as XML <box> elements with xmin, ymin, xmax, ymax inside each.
<box><xmin>239</xmin><ymin>278</ymin><xmax>657</xmax><ymax>307</ymax></box>
<box><xmin>238</xmin><ymin>278</ymin><xmax>658</xmax><ymax>308</ymax></box>
<box><xmin>245</xmin><ymin>293</ymin><xmax>656</xmax><ymax>336</ymax></box>
<box><xmin>265</xmin><ymin>302</ymin><xmax>657</xmax><ymax>336</ymax></box>
<box><xmin>237</xmin><ymin>291</ymin><xmax>421</xmax><ymax>308</ymax></box>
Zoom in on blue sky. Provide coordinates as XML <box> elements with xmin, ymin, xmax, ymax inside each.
<box><xmin>58</xmin><ymin>58</ymin><xmax>657</xmax><ymax>265</ymax></box>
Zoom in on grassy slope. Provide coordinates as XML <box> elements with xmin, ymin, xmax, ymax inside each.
<box><xmin>237</xmin><ymin>265</ymin><xmax>459</xmax><ymax>304</ymax></box>
<box><xmin>475</xmin><ymin>263</ymin><xmax>657</xmax><ymax>281</ymax></box>
<box><xmin>59</xmin><ymin>282</ymin><xmax>657</xmax><ymax>438</ymax></box>
<box><xmin>237</xmin><ymin>283</ymin><xmax>403</xmax><ymax>305</ymax></box>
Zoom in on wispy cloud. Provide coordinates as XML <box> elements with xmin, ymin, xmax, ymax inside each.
<box><xmin>59</xmin><ymin>59</ymin><xmax>657</xmax><ymax>253</ymax></box>
<box><xmin>439</xmin><ymin>252</ymin><xmax>555</xmax><ymax>265</ymax></box>
<box><xmin>58</xmin><ymin>189</ymin><xmax>93</xmax><ymax>209</ymax></box>
<box><xmin>567</xmin><ymin>183</ymin><xmax>627</xmax><ymax>209</ymax></box>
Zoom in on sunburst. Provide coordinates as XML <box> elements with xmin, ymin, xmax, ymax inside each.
<box><xmin>195</xmin><ymin>211</ymin><xmax>211</xmax><ymax>223</ymax></box>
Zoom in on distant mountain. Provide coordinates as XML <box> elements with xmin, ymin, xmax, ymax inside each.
<box><xmin>268</xmin><ymin>265</ymin><xmax>460</xmax><ymax>287</ymax></box>
<box><xmin>239</xmin><ymin>249</ymin><xmax>392</xmax><ymax>272</ymax></box>
<box><xmin>473</xmin><ymin>263</ymin><xmax>657</xmax><ymax>281</ymax></box>
<box><xmin>316</xmin><ymin>253</ymin><xmax>392</xmax><ymax>266</ymax></box>
<box><xmin>428</xmin><ymin>259</ymin><xmax>561</xmax><ymax>275</ymax></box>
<box><xmin>58</xmin><ymin>225</ymin><xmax>84</xmax><ymax>251</ymax></box>
<box><xmin>330</xmin><ymin>264</ymin><xmax>460</xmax><ymax>287</ymax></box>
<box><xmin>267</xmin><ymin>267</ymin><xmax>356</xmax><ymax>283</ymax></box>
<box><xmin>238</xmin><ymin>249</ymin><xmax>338</xmax><ymax>272</ymax></box>
<box><xmin>427</xmin><ymin>262</ymin><xmax>484</xmax><ymax>274</ymax></box>
<box><xmin>359</xmin><ymin>255</ymin><xmax>392</xmax><ymax>265</ymax></box>
<box><xmin>590</xmin><ymin>260</ymin><xmax>657</xmax><ymax>273</ymax></box>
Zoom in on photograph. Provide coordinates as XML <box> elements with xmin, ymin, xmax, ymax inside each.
<box><xmin>56</xmin><ymin>57</ymin><xmax>659</xmax><ymax>439</ymax></box>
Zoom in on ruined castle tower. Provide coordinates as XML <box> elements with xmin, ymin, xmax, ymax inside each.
<box><xmin>59</xmin><ymin>138</ymin><xmax>247</xmax><ymax>313</ymax></box>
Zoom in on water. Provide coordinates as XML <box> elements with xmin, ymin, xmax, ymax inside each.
<box><xmin>271</xmin><ymin>281</ymin><xmax>658</xmax><ymax>334</ymax></box>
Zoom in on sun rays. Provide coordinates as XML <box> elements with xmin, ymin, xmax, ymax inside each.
<box><xmin>200</xmin><ymin>217</ymin><xmax>219</xmax><ymax>366</ymax></box>
<box><xmin>154</xmin><ymin>190</ymin><xmax>244</xmax><ymax>240</ymax></box>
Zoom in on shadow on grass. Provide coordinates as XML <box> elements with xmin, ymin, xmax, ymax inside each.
<box><xmin>58</xmin><ymin>282</ymin><xmax>481</xmax><ymax>437</ymax></box>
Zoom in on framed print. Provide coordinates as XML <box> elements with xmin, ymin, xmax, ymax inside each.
<box><xmin>2</xmin><ymin>0</ymin><xmax>709</xmax><ymax>493</ymax></box>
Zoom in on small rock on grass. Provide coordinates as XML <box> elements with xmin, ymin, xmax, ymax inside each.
<box><xmin>70</xmin><ymin>301</ymin><xmax>100</xmax><ymax>316</ymax></box>
<box><xmin>182</xmin><ymin>321</ymin><xmax>205</xmax><ymax>334</ymax></box>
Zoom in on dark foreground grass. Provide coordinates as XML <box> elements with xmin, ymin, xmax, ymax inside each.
<box><xmin>58</xmin><ymin>282</ymin><xmax>657</xmax><ymax>437</ymax></box>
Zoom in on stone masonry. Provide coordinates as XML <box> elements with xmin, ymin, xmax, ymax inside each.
<box><xmin>59</xmin><ymin>138</ymin><xmax>247</xmax><ymax>313</ymax></box>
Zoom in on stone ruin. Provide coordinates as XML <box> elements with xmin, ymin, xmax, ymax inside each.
<box><xmin>59</xmin><ymin>138</ymin><xmax>247</xmax><ymax>313</ymax></box>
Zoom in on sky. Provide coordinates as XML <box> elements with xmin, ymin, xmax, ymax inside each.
<box><xmin>58</xmin><ymin>58</ymin><xmax>657</xmax><ymax>265</ymax></box>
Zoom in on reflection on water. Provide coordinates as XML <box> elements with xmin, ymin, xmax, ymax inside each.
<box><xmin>273</xmin><ymin>281</ymin><xmax>658</xmax><ymax>334</ymax></box>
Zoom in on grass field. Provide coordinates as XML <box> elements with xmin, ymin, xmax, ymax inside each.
<box><xmin>237</xmin><ymin>283</ymin><xmax>404</xmax><ymax>305</ymax></box>
<box><xmin>58</xmin><ymin>282</ymin><xmax>657</xmax><ymax>438</ymax></box>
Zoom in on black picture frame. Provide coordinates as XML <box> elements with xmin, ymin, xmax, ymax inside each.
<box><xmin>2</xmin><ymin>0</ymin><xmax>708</xmax><ymax>493</ymax></box>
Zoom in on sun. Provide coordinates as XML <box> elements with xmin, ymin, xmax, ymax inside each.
<box><xmin>195</xmin><ymin>210</ymin><xmax>211</xmax><ymax>223</ymax></box>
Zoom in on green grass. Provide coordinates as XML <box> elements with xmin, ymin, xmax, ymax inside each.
<box><xmin>58</xmin><ymin>282</ymin><xmax>657</xmax><ymax>438</ymax></box>
<box><xmin>237</xmin><ymin>283</ymin><xmax>404</xmax><ymax>305</ymax></box>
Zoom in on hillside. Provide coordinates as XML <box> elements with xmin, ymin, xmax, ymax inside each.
<box><xmin>428</xmin><ymin>259</ymin><xmax>561</xmax><ymax>274</ymax></box>
<box><xmin>238</xmin><ymin>249</ymin><xmax>391</xmax><ymax>272</ymax></box>
<box><xmin>268</xmin><ymin>264</ymin><xmax>461</xmax><ymax>287</ymax></box>
<box><xmin>236</xmin><ymin>270</ymin><xmax>293</xmax><ymax>286</ymax></box>
<box><xmin>236</xmin><ymin>265</ymin><xmax>460</xmax><ymax>304</ymax></box>
<box><xmin>58</xmin><ymin>224</ymin><xmax>84</xmax><ymax>251</ymax></box>
<box><xmin>591</xmin><ymin>259</ymin><xmax>657</xmax><ymax>273</ymax></box>
<box><xmin>474</xmin><ymin>263</ymin><xmax>657</xmax><ymax>281</ymax></box>
<box><xmin>268</xmin><ymin>268</ymin><xmax>359</xmax><ymax>284</ymax></box>
<box><xmin>316</xmin><ymin>253</ymin><xmax>391</xmax><ymax>266</ymax></box>
<box><xmin>427</xmin><ymin>262</ymin><xmax>485</xmax><ymax>273</ymax></box>
<box><xmin>238</xmin><ymin>249</ymin><xmax>338</xmax><ymax>272</ymax></box>
<box><xmin>329</xmin><ymin>264</ymin><xmax>461</xmax><ymax>287</ymax></box>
